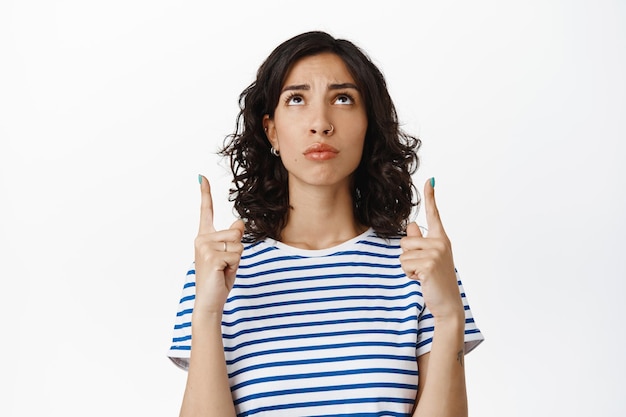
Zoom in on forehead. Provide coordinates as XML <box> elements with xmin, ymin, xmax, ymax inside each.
<box><xmin>282</xmin><ymin>53</ymin><xmax>356</xmax><ymax>86</ymax></box>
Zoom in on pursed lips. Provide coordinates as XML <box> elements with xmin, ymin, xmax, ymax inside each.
<box><xmin>303</xmin><ymin>143</ymin><xmax>339</xmax><ymax>160</ymax></box>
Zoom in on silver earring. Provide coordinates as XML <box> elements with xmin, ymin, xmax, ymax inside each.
<box><xmin>271</xmin><ymin>147</ymin><xmax>280</xmax><ymax>156</ymax></box>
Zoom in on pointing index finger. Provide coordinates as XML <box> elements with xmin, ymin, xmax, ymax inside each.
<box><xmin>198</xmin><ymin>174</ymin><xmax>216</xmax><ymax>234</ymax></box>
<box><xmin>424</xmin><ymin>177</ymin><xmax>446</xmax><ymax>237</ymax></box>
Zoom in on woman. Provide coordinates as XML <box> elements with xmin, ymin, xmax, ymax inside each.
<box><xmin>168</xmin><ymin>31</ymin><xmax>483</xmax><ymax>417</ymax></box>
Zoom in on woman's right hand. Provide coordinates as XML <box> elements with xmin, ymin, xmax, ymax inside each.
<box><xmin>193</xmin><ymin>175</ymin><xmax>245</xmax><ymax>315</ymax></box>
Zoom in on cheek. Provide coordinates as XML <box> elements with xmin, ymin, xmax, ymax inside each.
<box><xmin>350</xmin><ymin>122</ymin><xmax>368</xmax><ymax>152</ymax></box>
<box><xmin>274</xmin><ymin>119</ymin><xmax>300</xmax><ymax>146</ymax></box>
<box><xmin>277</xmin><ymin>140</ymin><xmax>301</xmax><ymax>165</ymax></box>
<box><xmin>350</xmin><ymin>112</ymin><xmax>368</xmax><ymax>135</ymax></box>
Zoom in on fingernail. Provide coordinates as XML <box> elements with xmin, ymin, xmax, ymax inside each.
<box><xmin>430</xmin><ymin>177</ymin><xmax>435</xmax><ymax>188</ymax></box>
<box><xmin>198</xmin><ymin>174</ymin><xmax>202</xmax><ymax>185</ymax></box>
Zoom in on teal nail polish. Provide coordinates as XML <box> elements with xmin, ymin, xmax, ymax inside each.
<box><xmin>198</xmin><ymin>174</ymin><xmax>202</xmax><ymax>185</ymax></box>
<box><xmin>430</xmin><ymin>177</ymin><xmax>435</xmax><ymax>188</ymax></box>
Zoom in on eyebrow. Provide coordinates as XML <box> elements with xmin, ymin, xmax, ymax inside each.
<box><xmin>281</xmin><ymin>83</ymin><xmax>360</xmax><ymax>93</ymax></box>
<box><xmin>330</xmin><ymin>83</ymin><xmax>359</xmax><ymax>91</ymax></box>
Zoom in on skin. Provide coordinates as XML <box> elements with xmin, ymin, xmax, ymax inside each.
<box><xmin>264</xmin><ymin>53</ymin><xmax>369</xmax><ymax>248</ymax></box>
<box><xmin>402</xmin><ymin>182</ymin><xmax>468</xmax><ymax>417</ymax></box>
<box><xmin>179</xmin><ymin>53</ymin><xmax>468</xmax><ymax>417</ymax></box>
<box><xmin>179</xmin><ymin>176</ymin><xmax>243</xmax><ymax>417</ymax></box>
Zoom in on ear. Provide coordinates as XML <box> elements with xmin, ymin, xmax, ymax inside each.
<box><xmin>263</xmin><ymin>114</ymin><xmax>278</xmax><ymax>149</ymax></box>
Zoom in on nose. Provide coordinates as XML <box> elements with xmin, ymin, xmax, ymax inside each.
<box><xmin>309</xmin><ymin>105</ymin><xmax>334</xmax><ymax>136</ymax></box>
<box><xmin>310</xmin><ymin>121</ymin><xmax>335</xmax><ymax>136</ymax></box>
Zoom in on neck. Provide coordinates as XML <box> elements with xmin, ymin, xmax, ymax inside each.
<box><xmin>279</xmin><ymin>180</ymin><xmax>367</xmax><ymax>250</ymax></box>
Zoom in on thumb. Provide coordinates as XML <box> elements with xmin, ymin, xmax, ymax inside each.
<box><xmin>406</xmin><ymin>221</ymin><xmax>423</xmax><ymax>238</ymax></box>
<box><xmin>229</xmin><ymin>219</ymin><xmax>245</xmax><ymax>238</ymax></box>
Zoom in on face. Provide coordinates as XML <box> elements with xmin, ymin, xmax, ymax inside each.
<box><xmin>264</xmin><ymin>53</ymin><xmax>368</xmax><ymax>189</ymax></box>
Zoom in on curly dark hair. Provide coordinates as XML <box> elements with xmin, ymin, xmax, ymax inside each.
<box><xmin>220</xmin><ymin>31</ymin><xmax>421</xmax><ymax>242</ymax></box>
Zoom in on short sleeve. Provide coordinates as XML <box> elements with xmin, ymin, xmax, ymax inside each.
<box><xmin>416</xmin><ymin>270</ymin><xmax>484</xmax><ymax>357</ymax></box>
<box><xmin>167</xmin><ymin>264</ymin><xmax>196</xmax><ymax>370</ymax></box>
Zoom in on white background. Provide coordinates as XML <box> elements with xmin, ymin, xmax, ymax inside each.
<box><xmin>1</xmin><ymin>1</ymin><xmax>625</xmax><ymax>416</ymax></box>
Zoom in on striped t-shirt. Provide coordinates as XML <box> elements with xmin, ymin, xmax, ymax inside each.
<box><xmin>168</xmin><ymin>228</ymin><xmax>484</xmax><ymax>417</ymax></box>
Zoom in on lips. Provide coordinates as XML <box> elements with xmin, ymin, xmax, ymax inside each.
<box><xmin>303</xmin><ymin>143</ymin><xmax>339</xmax><ymax>160</ymax></box>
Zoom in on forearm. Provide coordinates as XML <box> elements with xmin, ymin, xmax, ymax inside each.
<box><xmin>413</xmin><ymin>315</ymin><xmax>467</xmax><ymax>417</ymax></box>
<box><xmin>180</xmin><ymin>312</ymin><xmax>237</xmax><ymax>417</ymax></box>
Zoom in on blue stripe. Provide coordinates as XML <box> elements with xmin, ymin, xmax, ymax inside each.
<box><xmin>415</xmin><ymin>330</ymin><xmax>481</xmax><ymax>352</ymax></box>
<box><xmin>328</xmin><ymin>250</ymin><xmax>400</xmax><ymax>259</ymax></box>
<box><xmin>416</xmin><ymin>337</ymin><xmax>432</xmax><ymax>350</ymax></box>
<box><xmin>236</xmin><ymin>261</ymin><xmax>402</xmax><ymax>279</ymax></box>
<box><xmin>358</xmin><ymin>240</ymin><xmax>401</xmax><ymax>250</ymax></box>
<box><xmin>172</xmin><ymin>335</ymin><xmax>191</xmax><ymax>343</ymax></box>
<box><xmin>223</xmin><ymin>292</ymin><xmax>422</xmax><ymax>315</ymax></box>
<box><xmin>169</xmin><ymin>345</ymin><xmax>190</xmax><ymax>350</ymax></box>
<box><xmin>238</xmin><ymin>254</ymin><xmax>308</xmax><ymax>269</ymax></box>
<box><xmin>223</xmin><ymin>315</ymin><xmax>419</xmax><ymax>338</ymax></box>
<box><xmin>417</xmin><ymin>326</ymin><xmax>434</xmax><ymax>336</ymax></box>
<box><xmin>234</xmin><ymin>382</ymin><xmax>417</xmax><ymax>406</ymax></box>
<box><xmin>418</xmin><ymin>325</ymin><xmax>479</xmax><ymax>337</ymax></box>
<box><xmin>174</xmin><ymin>321</ymin><xmax>191</xmax><ymax>330</ymax></box>
<box><xmin>229</xmin><ymin>354</ymin><xmax>416</xmax><ymax>379</ymax></box>
<box><xmin>227</xmin><ymin>341</ymin><xmax>417</xmax><ymax>366</ymax></box>
<box><xmin>231</xmin><ymin>367</ymin><xmax>418</xmax><ymax>391</ymax></box>
<box><xmin>307</xmin><ymin>413</ymin><xmax>409</xmax><ymax>417</ymax></box>
<box><xmin>183</xmin><ymin>281</ymin><xmax>195</xmax><ymax>289</ymax></box>
<box><xmin>225</xmin><ymin>328</ymin><xmax>418</xmax><ymax>352</ymax></box>
<box><xmin>222</xmin><ymin>303</ymin><xmax>423</xmax><ymax>327</ymax></box>
<box><xmin>226</xmin><ymin>281</ymin><xmax>416</xmax><ymax>303</ymax></box>
<box><xmin>240</xmin><ymin>241</ymin><xmax>273</xmax><ymax>259</ymax></box>
<box><xmin>232</xmin><ymin>272</ymin><xmax>409</xmax><ymax>290</ymax></box>
<box><xmin>240</xmin><ymin>396</ymin><xmax>414</xmax><ymax>417</ymax></box>
<box><xmin>179</xmin><ymin>295</ymin><xmax>195</xmax><ymax>303</ymax></box>
<box><xmin>418</xmin><ymin>313</ymin><xmax>433</xmax><ymax>322</ymax></box>
<box><xmin>186</xmin><ymin>269</ymin><xmax>195</xmax><ymax>275</ymax></box>
<box><xmin>176</xmin><ymin>308</ymin><xmax>193</xmax><ymax>317</ymax></box>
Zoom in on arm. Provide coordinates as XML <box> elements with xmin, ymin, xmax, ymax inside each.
<box><xmin>179</xmin><ymin>175</ymin><xmax>244</xmax><ymax>417</ymax></box>
<box><xmin>400</xmin><ymin>178</ymin><xmax>470</xmax><ymax>417</ymax></box>
<box><xmin>179</xmin><ymin>311</ymin><xmax>237</xmax><ymax>417</ymax></box>
<box><xmin>413</xmin><ymin>316</ymin><xmax>467</xmax><ymax>417</ymax></box>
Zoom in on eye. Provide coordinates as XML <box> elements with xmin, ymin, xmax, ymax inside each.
<box><xmin>285</xmin><ymin>93</ymin><xmax>305</xmax><ymax>106</ymax></box>
<box><xmin>334</xmin><ymin>93</ymin><xmax>354</xmax><ymax>105</ymax></box>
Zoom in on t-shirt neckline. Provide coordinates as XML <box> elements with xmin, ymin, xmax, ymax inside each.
<box><xmin>267</xmin><ymin>227</ymin><xmax>375</xmax><ymax>257</ymax></box>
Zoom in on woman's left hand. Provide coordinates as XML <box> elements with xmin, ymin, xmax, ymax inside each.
<box><xmin>400</xmin><ymin>179</ymin><xmax>464</xmax><ymax>321</ymax></box>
